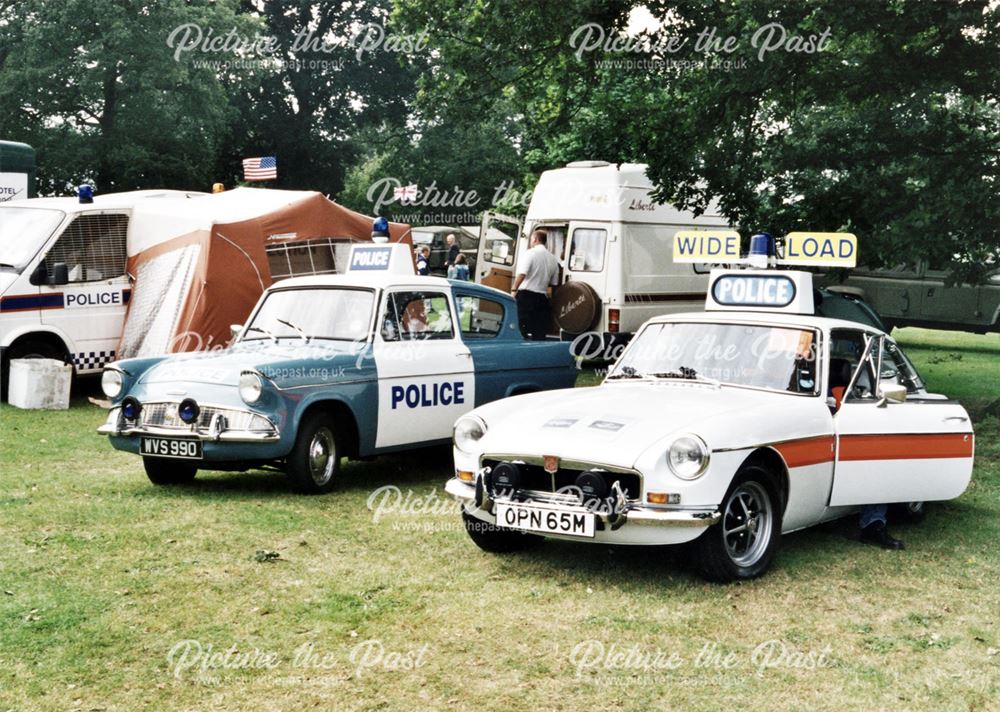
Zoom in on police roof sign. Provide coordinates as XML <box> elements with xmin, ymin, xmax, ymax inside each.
<box><xmin>672</xmin><ymin>230</ymin><xmax>741</xmax><ymax>262</ymax></box>
<box><xmin>673</xmin><ymin>230</ymin><xmax>857</xmax><ymax>268</ymax></box>
<box><xmin>346</xmin><ymin>243</ymin><xmax>415</xmax><ymax>275</ymax></box>
<box><xmin>783</xmin><ymin>232</ymin><xmax>856</xmax><ymax>267</ymax></box>
<box><xmin>707</xmin><ymin>269</ymin><xmax>815</xmax><ymax>314</ymax></box>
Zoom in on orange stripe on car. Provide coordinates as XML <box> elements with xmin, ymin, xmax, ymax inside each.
<box><xmin>773</xmin><ymin>435</ymin><xmax>836</xmax><ymax>468</ymax></box>
<box><xmin>839</xmin><ymin>433</ymin><xmax>974</xmax><ymax>461</ymax></box>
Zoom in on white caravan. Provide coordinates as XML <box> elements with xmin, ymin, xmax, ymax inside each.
<box><xmin>475</xmin><ymin>161</ymin><xmax>733</xmax><ymax>359</ymax></box>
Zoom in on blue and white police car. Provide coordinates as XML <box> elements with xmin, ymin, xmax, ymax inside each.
<box><xmin>446</xmin><ymin>233</ymin><xmax>975</xmax><ymax>581</ymax></box>
<box><xmin>98</xmin><ymin>241</ymin><xmax>577</xmax><ymax>493</ymax></box>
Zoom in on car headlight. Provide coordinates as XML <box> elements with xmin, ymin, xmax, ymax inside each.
<box><xmin>454</xmin><ymin>415</ymin><xmax>487</xmax><ymax>453</ymax></box>
<box><xmin>667</xmin><ymin>434</ymin><xmax>710</xmax><ymax>480</ymax></box>
<box><xmin>239</xmin><ymin>371</ymin><xmax>264</xmax><ymax>404</ymax></box>
<box><xmin>101</xmin><ymin>368</ymin><xmax>124</xmax><ymax>398</ymax></box>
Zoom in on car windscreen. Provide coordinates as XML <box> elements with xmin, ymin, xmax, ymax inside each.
<box><xmin>0</xmin><ymin>207</ymin><xmax>65</xmax><ymax>270</ymax></box>
<box><xmin>243</xmin><ymin>288</ymin><xmax>375</xmax><ymax>342</ymax></box>
<box><xmin>610</xmin><ymin>322</ymin><xmax>819</xmax><ymax>395</ymax></box>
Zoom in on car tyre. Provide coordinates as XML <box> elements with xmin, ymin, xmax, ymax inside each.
<box><xmin>889</xmin><ymin>501</ymin><xmax>926</xmax><ymax>524</ymax></box>
<box><xmin>462</xmin><ymin>508</ymin><xmax>542</xmax><ymax>553</ymax></box>
<box><xmin>286</xmin><ymin>413</ymin><xmax>340</xmax><ymax>494</ymax></box>
<box><xmin>143</xmin><ymin>457</ymin><xmax>198</xmax><ymax>485</ymax></box>
<box><xmin>694</xmin><ymin>465</ymin><xmax>782</xmax><ymax>582</ymax></box>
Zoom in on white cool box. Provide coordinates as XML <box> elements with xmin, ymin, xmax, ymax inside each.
<box><xmin>7</xmin><ymin>358</ymin><xmax>73</xmax><ymax>410</ymax></box>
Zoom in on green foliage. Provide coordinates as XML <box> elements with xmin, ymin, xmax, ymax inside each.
<box><xmin>396</xmin><ymin>0</ymin><xmax>1000</xmax><ymax>275</ymax></box>
<box><xmin>0</xmin><ymin>0</ymin><xmax>248</xmax><ymax>193</ymax></box>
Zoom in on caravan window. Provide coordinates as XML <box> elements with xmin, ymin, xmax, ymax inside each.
<box><xmin>44</xmin><ymin>213</ymin><xmax>128</xmax><ymax>282</ymax></box>
<box><xmin>568</xmin><ymin>228</ymin><xmax>606</xmax><ymax>272</ymax></box>
<box><xmin>266</xmin><ymin>238</ymin><xmax>350</xmax><ymax>280</ymax></box>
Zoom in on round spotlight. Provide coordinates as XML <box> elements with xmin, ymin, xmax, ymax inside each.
<box><xmin>575</xmin><ymin>470</ymin><xmax>608</xmax><ymax>500</ymax></box>
<box><xmin>491</xmin><ymin>462</ymin><xmax>521</xmax><ymax>492</ymax></box>
<box><xmin>178</xmin><ymin>398</ymin><xmax>200</xmax><ymax>425</ymax></box>
<box><xmin>121</xmin><ymin>396</ymin><xmax>141</xmax><ymax>422</ymax></box>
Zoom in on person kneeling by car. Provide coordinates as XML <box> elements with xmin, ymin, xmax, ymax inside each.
<box><xmin>859</xmin><ymin>505</ymin><xmax>904</xmax><ymax>550</ymax></box>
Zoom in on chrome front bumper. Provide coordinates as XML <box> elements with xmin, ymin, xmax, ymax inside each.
<box><xmin>98</xmin><ymin>406</ymin><xmax>280</xmax><ymax>443</ymax></box>
<box><xmin>444</xmin><ymin>477</ymin><xmax>720</xmax><ymax>529</ymax></box>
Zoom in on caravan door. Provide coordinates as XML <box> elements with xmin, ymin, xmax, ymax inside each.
<box><xmin>475</xmin><ymin>212</ymin><xmax>521</xmax><ymax>293</ymax></box>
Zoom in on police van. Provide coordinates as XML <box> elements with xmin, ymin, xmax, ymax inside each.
<box><xmin>474</xmin><ymin>161</ymin><xmax>734</xmax><ymax>358</ymax></box>
<box><xmin>0</xmin><ymin>189</ymin><xmax>203</xmax><ymax>391</ymax></box>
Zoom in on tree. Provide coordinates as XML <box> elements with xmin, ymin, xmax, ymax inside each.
<box><xmin>394</xmin><ymin>0</ymin><xmax>1000</xmax><ymax>275</ymax></box>
<box><xmin>217</xmin><ymin>0</ymin><xmax>423</xmax><ymax>195</ymax></box>
<box><xmin>0</xmin><ymin>0</ymin><xmax>248</xmax><ymax>194</ymax></box>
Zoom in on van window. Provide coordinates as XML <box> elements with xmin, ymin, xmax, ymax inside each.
<box><xmin>568</xmin><ymin>228</ymin><xmax>607</xmax><ymax>272</ymax></box>
<box><xmin>45</xmin><ymin>213</ymin><xmax>128</xmax><ymax>282</ymax></box>
<box><xmin>540</xmin><ymin>225</ymin><xmax>567</xmax><ymax>260</ymax></box>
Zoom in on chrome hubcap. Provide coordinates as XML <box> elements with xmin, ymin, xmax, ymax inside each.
<box><xmin>722</xmin><ymin>481</ymin><xmax>773</xmax><ymax>567</ymax></box>
<box><xmin>308</xmin><ymin>427</ymin><xmax>336</xmax><ymax>486</ymax></box>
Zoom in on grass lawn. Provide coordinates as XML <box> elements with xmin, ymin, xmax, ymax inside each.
<box><xmin>0</xmin><ymin>328</ymin><xmax>997</xmax><ymax>710</ymax></box>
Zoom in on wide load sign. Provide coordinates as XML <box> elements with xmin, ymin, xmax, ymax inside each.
<box><xmin>672</xmin><ymin>230</ymin><xmax>857</xmax><ymax>268</ymax></box>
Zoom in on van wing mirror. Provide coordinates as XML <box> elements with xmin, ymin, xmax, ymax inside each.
<box><xmin>877</xmin><ymin>383</ymin><xmax>907</xmax><ymax>405</ymax></box>
<box><xmin>29</xmin><ymin>261</ymin><xmax>47</xmax><ymax>285</ymax></box>
<box><xmin>230</xmin><ymin>324</ymin><xmax>243</xmax><ymax>342</ymax></box>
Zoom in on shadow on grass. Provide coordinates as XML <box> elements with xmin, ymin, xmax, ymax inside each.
<box><xmin>126</xmin><ymin>445</ymin><xmax>455</xmax><ymax>501</ymax></box>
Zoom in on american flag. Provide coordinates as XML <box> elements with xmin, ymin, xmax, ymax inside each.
<box><xmin>242</xmin><ymin>156</ymin><xmax>277</xmax><ymax>181</ymax></box>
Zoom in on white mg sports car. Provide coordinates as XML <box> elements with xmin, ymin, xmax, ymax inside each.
<box><xmin>445</xmin><ymin>267</ymin><xmax>975</xmax><ymax>581</ymax></box>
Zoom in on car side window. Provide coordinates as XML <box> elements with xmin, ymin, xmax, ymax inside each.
<box><xmin>380</xmin><ymin>291</ymin><xmax>455</xmax><ymax>342</ymax></box>
<box><xmin>829</xmin><ymin>329</ymin><xmax>877</xmax><ymax>402</ymax></box>
<box><xmin>882</xmin><ymin>340</ymin><xmax>926</xmax><ymax>394</ymax></box>
<box><xmin>455</xmin><ymin>295</ymin><xmax>505</xmax><ymax>339</ymax></box>
<box><xmin>44</xmin><ymin>213</ymin><xmax>128</xmax><ymax>282</ymax></box>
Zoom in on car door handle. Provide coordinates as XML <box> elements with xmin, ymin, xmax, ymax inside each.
<box><xmin>942</xmin><ymin>416</ymin><xmax>968</xmax><ymax>422</ymax></box>
<box><xmin>455</xmin><ymin>352</ymin><xmax>472</xmax><ymax>358</ymax></box>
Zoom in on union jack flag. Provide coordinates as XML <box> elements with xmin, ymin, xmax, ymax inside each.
<box><xmin>243</xmin><ymin>156</ymin><xmax>277</xmax><ymax>181</ymax></box>
<box><xmin>393</xmin><ymin>183</ymin><xmax>418</xmax><ymax>204</ymax></box>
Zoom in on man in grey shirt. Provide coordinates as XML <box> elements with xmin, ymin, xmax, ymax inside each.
<box><xmin>511</xmin><ymin>229</ymin><xmax>560</xmax><ymax>339</ymax></box>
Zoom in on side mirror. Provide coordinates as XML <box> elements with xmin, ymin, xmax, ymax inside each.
<box><xmin>877</xmin><ymin>383</ymin><xmax>907</xmax><ymax>405</ymax></box>
<box><xmin>230</xmin><ymin>324</ymin><xmax>243</xmax><ymax>341</ymax></box>
<box><xmin>29</xmin><ymin>261</ymin><xmax>47</xmax><ymax>286</ymax></box>
<box><xmin>50</xmin><ymin>262</ymin><xmax>69</xmax><ymax>285</ymax></box>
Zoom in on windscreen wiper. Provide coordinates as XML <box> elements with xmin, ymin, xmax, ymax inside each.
<box><xmin>649</xmin><ymin>366</ymin><xmax>721</xmax><ymax>387</ymax></box>
<box><xmin>244</xmin><ymin>326</ymin><xmax>277</xmax><ymax>343</ymax></box>
<box><xmin>606</xmin><ymin>366</ymin><xmax>645</xmax><ymax>380</ymax></box>
<box><xmin>277</xmin><ymin>318</ymin><xmax>310</xmax><ymax>343</ymax></box>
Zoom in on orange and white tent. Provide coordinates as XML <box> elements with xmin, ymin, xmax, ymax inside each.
<box><xmin>118</xmin><ymin>188</ymin><xmax>411</xmax><ymax>359</ymax></box>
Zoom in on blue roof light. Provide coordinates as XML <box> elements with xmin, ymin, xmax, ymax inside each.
<box><xmin>749</xmin><ymin>232</ymin><xmax>774</xmax><ymax>257</ymax></box>
<box><xmin>372</xmin><ymin>216</ymin><xmax>389</xmax><ymax>237</ymax></box>
<box><xmin>78</xmin><ymin>185</ymin><xmax>94</xmax><ymax>204</ymax></box>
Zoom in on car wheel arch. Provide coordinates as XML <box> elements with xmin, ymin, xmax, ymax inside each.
<box><xmin>294</xmin><ymin>399</ymin><xmax>360</xmax><ymax>459</ymax></box>
<box><xmin>505</xmin><ymin>384</ymin><xmax>539</xmax><ymax>398</ymax></box>
<box><xmin>737</xmin><ymin>447</ymin><xmax>789</xmax><ymax>515</ymax></box>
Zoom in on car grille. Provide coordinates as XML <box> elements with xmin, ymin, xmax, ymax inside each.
<box><xmin>139</xmin><ymin>402</ymin><xmax>274</xmax><ymax>432</ymax></box>
<box><xmin>481</xmin><ymin>457</ymin><xmax>642</xmax><ymax>501</ymax></box>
